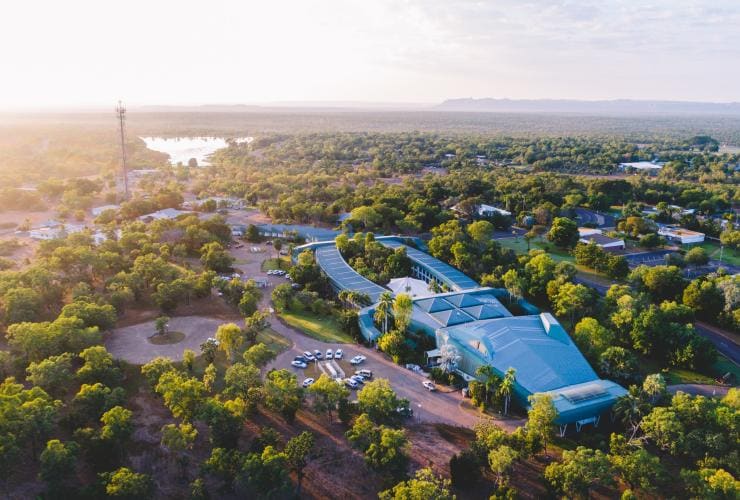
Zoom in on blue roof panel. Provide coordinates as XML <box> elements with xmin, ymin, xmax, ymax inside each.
<box><xmin>379</xmin><ymin>240</ymin><xmax>479</xmax><ymax>291</ymax></box>
<box><xmin>314</xmin><ymin>246</ymin><xmax>387</xmax><ymax>302</ymax></box>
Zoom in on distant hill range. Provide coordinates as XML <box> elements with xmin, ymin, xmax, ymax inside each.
<box><xmin>436</xmin><ymin>98</ymin><xmax>740</xmax><ymax>115</ymax></box>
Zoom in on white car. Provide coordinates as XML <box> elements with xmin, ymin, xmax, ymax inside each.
<box><xmin>334</xmin><ymin>349</ymin><xmax>343</xmax><ymax>360</ymax></box>
<box><xmin>422</xmin><ymin>381</ymin><xmax>437</xmax><ymax>392</ymax></box>
<box><xmin>291</xmin><ymin>360</ymin><xmax>307</xmax><ymax>369</ymax></box>
<box><xmin>314</xmin><ymin>349</ymin><xmax>323</xmax><ymax>360</ymax></box>
<box><xmin>325</xmin><ymin>349</ymin><xmax>333</xmax><ymax>359</ymax></box>
<box><xmin>302</xmin><ymin>378</ymin><xmax>315</xmax><ymax>388</ymax></box>
<box><xmin>349</xmin><ymin>355</ymin><xmax>366</xmax><ymax>365</ymax></box>
<box><xmin>344</xmin><ymin>378</ymin><xmax>359</xmax><ymax>389</ymax></box>
<box><xmin>303</xmin><ymin>351</ymin><xmax>315</xmax><ymax>361</ymax></box>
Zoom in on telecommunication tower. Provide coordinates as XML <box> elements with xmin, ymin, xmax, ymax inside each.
<box><xmin>116</xmin><ymin>100</ymin><xmax>129</xmax><ymax>200</ymax></box>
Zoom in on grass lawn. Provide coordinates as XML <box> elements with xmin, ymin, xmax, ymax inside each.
<box><xmin>278</xmin><ymin>309</ymin><xmax>353</xmax><ymax>343</ymax></box>
<box><xmin>497</xmin><ymin>236</ymin><xmax>575</xmax><ymax>264</ymax></box>
<box><xmin>261</xmin><ymin>256</ymin><xmax>292</xmax><ymax>271</ymax></box>
<box><xmin>641</xmin><ymin>354</ymin><xmax>740</xmax><ymax>385</ymax></box>
<box><xmin>686</xmin><ymin>241</ymin><xmax>740</xmax><ymax>267</ymax></box>
<box><xmin>256</xmin><ymin>327</ymin><xmax>292</xmax><ymax>354</ymax></box>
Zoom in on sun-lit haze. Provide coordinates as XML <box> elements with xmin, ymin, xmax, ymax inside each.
<box><xmin>2</xmin><ymin>0</ymin><xmax>740</xmax><ymax>109</ymax></box>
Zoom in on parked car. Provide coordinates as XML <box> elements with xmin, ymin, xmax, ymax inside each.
<box><xmin>302</xmin><ymin>378</ymin><xmax>315</xmax><ymax>388</ymax></box>
<box><xmin>291</xmin><ymin>360</ymin><xmax>307</xmax><ymax>369</ymax></box>
<box><xmin>293</xmin><ymin>356</ymin><xmax>307</xmax><ymax>364</ymax></box>
<box><xmin>334</xmin><ymin>349</ymin><xmax>343</xmax><ymax>359</ymax></box>
<box><xmin>422</xmin><ymin>381</ymin><xmax>437</xmax><ymax>392</ymax></box>
<box><xmin>344</xmin><ymin>378</ymin><xmax>359</xmax><ymax>389</ymax></box>
<box><xmin>303</xmin><ymin>351</ymin><xmax>315</xmax><ymax>361</ymax></box>
<box><xmin>356</xmin><ymin>369</ymin><xmax>373</xmax><ymax>379</ymax></box>
<box><xmin>396</xmin><ymin>406</ymin><xmax>413</xmax><ymax>418</ymax></box>
<box><xmin>350</xmin><ymin>375</ymin><xmax>365</xmax><ymax>385</ymax></box>
<box><xmin>314</xmin><ymin>349</ymin><xmax>323</xmax><ymax>360</ymax></box>
<box><xmin>349</xmin><ymin>355</ymin><xmax>365</xmax><ymax>365</ymax></box>
<box><xmin>325</xmin><ymin>349</ymin><xmax>333</xmax><ymax>359</ymax></box>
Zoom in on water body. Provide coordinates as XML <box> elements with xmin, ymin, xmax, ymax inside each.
<box><xmin>140</xmin><ymin>136</ymin><xmax>252</xmax><ymax>166</ymax></box>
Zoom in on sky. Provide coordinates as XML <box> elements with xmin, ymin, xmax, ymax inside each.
<box><xmin>2</xmin><ymin>0</ymin><xmax>740</xmax><ymax>109</ymax></box>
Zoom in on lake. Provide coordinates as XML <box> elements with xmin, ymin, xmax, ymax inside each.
<box><xmin>140</xmin><ymin>136</ymin><xmax>252</xmax><ymax>166</ymax></box>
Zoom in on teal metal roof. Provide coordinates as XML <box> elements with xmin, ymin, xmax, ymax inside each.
<box><xmin>439</xmin><ymin>313</ymin><xmax>627</xmax><ymax>423</ymax></box>
<box><xmin>442</xmin><ymin>313</ymin><xmax>597</xmax><ymax>392</ymax></box>
<box><xmin>416</xmin><ymin>297</ymin><xmax>455</xmax><ymax>313</ymax></box>
<box><xmin>410</xmin><ymin>289</ymin><xmax>512</xmax><ymax>331</ymax></box>
<box><xmin>379</xmin><ymin>240</ymin><xmax>479</xmax><ymax>291</ymax></box>
<box><xmin>314</xmin><ymin>245</ymin><xmax>387</xmax><ymax>302</ymax></box>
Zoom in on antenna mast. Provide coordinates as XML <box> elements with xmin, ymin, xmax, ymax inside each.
<box><xmin>116</xmin><ymin>100</ymin><xmax>129</xmax><ymax>200</ymax></box>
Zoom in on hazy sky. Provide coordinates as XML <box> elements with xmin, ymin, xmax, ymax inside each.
<box><xmin>3</xmin><ymin>0</ymin><xmax>740</xmax><ymax>108</ymax></box>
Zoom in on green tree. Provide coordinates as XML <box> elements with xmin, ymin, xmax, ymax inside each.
<box><xmin>285</xmin><ymin>431</ymin><xmax>315</xmax><ymax>496</ymax></box>
<box><xmin>308</xmin><ymin>373</ymin><xmax>350</xmax><ymax>421</ymax></box>
<box><xmin>215</xmin><ymin>323</ymin><xmax>244</xmax><ymax>363</ymax></box>
<box><xmin>77</xmin><ymin>345</ymin><xmax>121</xmax><ymax>386</ymax></box>
<box><xmin>526</xmin><ymin>393</ymin><xmax>557</xmax><ymax>453</ymax></box>
<box><xmin>200</xmin><ymin>241</ymin><xmax>234</xmax><ymax>272</ymax></box>
<box><xmin>642</xmin><ymin>373</ymin><xmax>666</xmax><ymax>404</ymax></box>
<box><xmin>375</xmin><ymin>291</ymin><xmax>394</xmax><ymax>334</ymax></box>
<box><xmin>365</xmin><ymin>426</ymin><xmax>409</xmax><ymax>477</ymax></box>
<box><xmin>263</xmin><ymin>369</ymin><xmax>303</xmax><ymax>423</ymax></box>
<box><xmin>544</xmin><ymin>446</ymin><xmax>615</xmax><ymax>498</ymax></box>
<box><xmin>609</xmin><ymin>435</ymin><xmax>666</xmax><ymax>494</ymax></box>
<box><xmin>155</xmin><ymin>371</ymin><xmax>206</xmax><ymax>422</ymax></box>
<box><xmin>551</xmin><ymin>282</ymin><xmax>595</xmax><ymax>325</ymax></box>
<box><xmin>100</xmin><ymin>406</ymin><xmax>134</xmax><ymax>457</ymax></box>
<box><xmin>499</xmin><ymin>367</ymin><xmax>516</xmax><ymax>416</ymax></box>
<box><xmin>224</xmin><ymin>363</ymin><xmax>261</xmax><ymax>398</ymax></box>
<box><xmin>243</xmin><ymin>343</ymin><xmax>276</xmax><ymax>368</ymax></box>
<box><xmin>685</xmin><ymin>246</ymin><xmax>709</xmax><ymax>268</ymax></box>
<box><xmin>26</xmin><ymin>353</ymin><xmax>74</xmax><ymax>396</ymax></box>
<box><xmin>573</xmin><ymin>317</ymin><xmax>614</xmax><ymax>359</ymax></box>
<box><xmin>154</xmin><ymin>316</ymin><xmax>169</xmax><ymax>336</ymax></box>
<box><xmin>547</xmin><ymin>217</ymin><xmax>579</xmax><ymax>248</ymax></box>
<box><xmin>183</xmin><ymin>349</ymin><xmax>196</xmax><ymax>372</ymax></box>
<box><xmin>392</xmin><ymin>293</ymin><xmax>413</xmax><ymax>333</ymax></box>
<box><xmin>378</xmin><ymin>330</ymin><xmax>406</xmax><ymax>364</ymax></box>
<box><xmin>489</xmin><ymin>445</ymin><xmax>518</xmax><ymax>487</ymax></box>
<box><xmin>640</xmin><ymin>407</ymin><xmax>685</xmax><ymax>455</ymax></box>
<box><xmin>357</xmin><ymin>378</ymin><xmax>404</xmax><ymax>424</ymax></box>
<box><xmin>161</xmin><ymin>422</ymin><xmax>198</xmax><ymax>474</ymax></box>
<box><xmin>99</xmin><ymin>467</ymin><xmax>153</xmax><ymax>498</ymax></box>
<box><xmin>200</xmin><ymin>338</ymin><xmax>219</xmax><ymax>364</ymax></box>
<box><xmin>203</xmin><ymin>363</ymin><xmax>217</xmax><ymax>393</ymax></box>
<box><xmin>681</xmin><ymin>467</ymin><xmax>740</xmax><ymax>500</ymax></box>
<box><xmin>475</xmin><ymin>364</ymin><xmax>501</xmax><ymax>408</ymax></box>
<box><xmin>140</xmin><ymin>357</ymin><xmax>175</xmax><ymax>388</ymax></box>
<box><xmin>379</xmin><ymin>467</ymin><xmax>455</xmax><ymax>500</ymax></box>
<box><xmin>599</xmin><ymin>347</ymin><xmax>639</xmax><ymax>385</ymax></box>
<box><xmin>39</xmin><ymin>439</ymin><xmax>77</xmax><ymax>490</ymax></box>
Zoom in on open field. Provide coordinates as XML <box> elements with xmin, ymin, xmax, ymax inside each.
<box><xmin>278</xmin><ymin>309</ymin><xmax>353</xmax><ymax>343</ymax></box>
<box><xmin>688</xmin><ymin>240</ymin><xmax>740</xmax><ymax>267</ymax></box>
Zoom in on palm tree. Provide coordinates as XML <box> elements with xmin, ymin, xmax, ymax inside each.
<box><xmin>613</xmin><ymin>387</ymin><xmax>648</xmax><ymax>441</ymax></box>
<box><xmin>475</xmin><ymin>365</ymin><xmax>500</xmax><ymax>407</ymax></box>
<box><xmin>499</xmin><ymin>367</ymin><xmax>516</xmax><ymax>416</ymax></box>
<box><xmin>374</xmin><ymin>292</ymin><xmax>394</xmax><ymax>334</ymax></box>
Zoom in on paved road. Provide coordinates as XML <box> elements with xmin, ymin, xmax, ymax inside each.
<box><xmin>107</xmin><ymin>316</ymin><xmax>226</xmax><ymax>364</ymax></box>
<box><xmin>574</xmin><ymin>275</ymin><xmax>740</xmax><ymax>366</ymax></box>
<box><xmin>232</xmin><ymin>242</ymin><xmax>524</xmax><ymax>430</ymax></box>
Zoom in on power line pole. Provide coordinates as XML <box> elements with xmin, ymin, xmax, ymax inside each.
<box><xmin>116</xmin><ymin>100</ymin><xmax>129</xmax><ymax>200</ymax></box>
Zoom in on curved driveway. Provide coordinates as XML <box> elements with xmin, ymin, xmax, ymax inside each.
<box><xmin>107</xmin><ymin>316</ymin><xmax>226</xmax><ymax>364</ymax></box>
